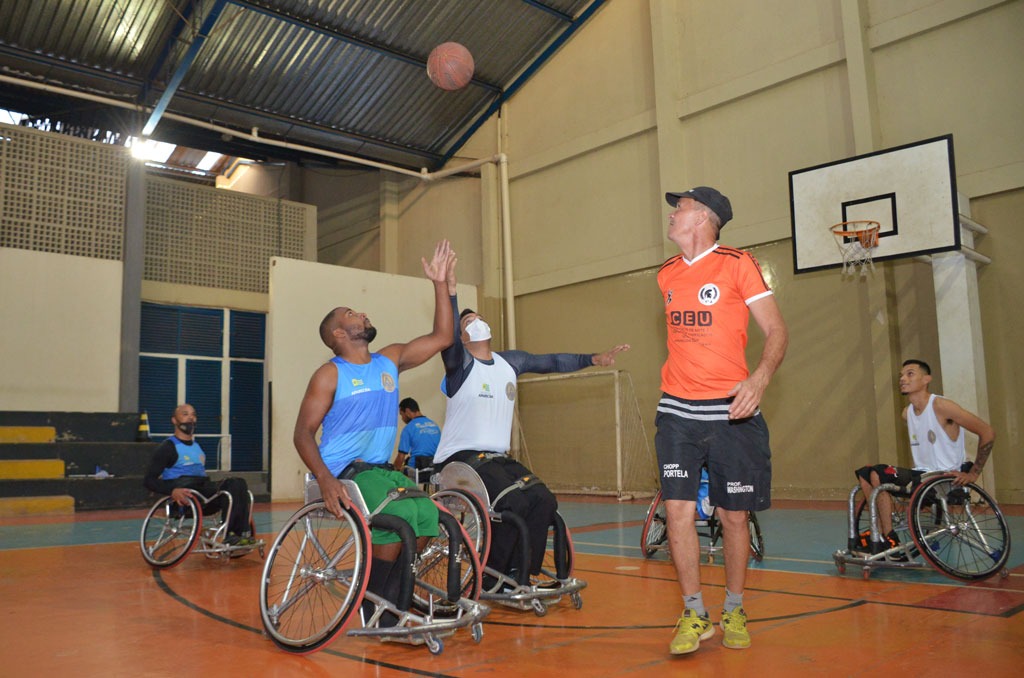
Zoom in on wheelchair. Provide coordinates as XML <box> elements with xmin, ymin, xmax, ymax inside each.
<box><xmin>139</xmin><ymin>488</ymin><xmax>264</xmax><ymax>568</ymax></box>
<box><xmin>833</xmin><ymin>471</ymin><xmax>1011</xmax><ymax>581</ymax></box>
<box><xmin>258</xmin><ymin>474</ymin><xmax>488</xmax><ymax>655</ymax></box>
<box><xmin>430</xmin><ymin>461</ymin><xmax>586</xmax><ymax>617</ymax></box>
<box><xmin>640</xmin><ymin>489</ymin><xmax>765</xmax><ymax>564</ymax></box>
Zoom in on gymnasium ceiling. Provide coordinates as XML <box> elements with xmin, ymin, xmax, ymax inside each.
<box><xmin>0</xmin><ymin>0</ymin><xmax>604</xmax><ymax>174</ymax></box>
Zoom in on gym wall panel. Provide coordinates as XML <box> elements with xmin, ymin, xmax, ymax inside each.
<box><xmin>871</xmin><ymin>1</ymin><xmax>1024</xmax><ymax>197</ymax></box>
<box><xmin>267</xmin><ymin>257</ymin><xmax>478</xmax><ymax>501</ymax></box>
<box><xmin>0</xmin><ymin>248</ymin><xmax>121</xmax><ymax>411</ymax></box>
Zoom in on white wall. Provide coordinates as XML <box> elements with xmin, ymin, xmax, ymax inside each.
<box><xmin>0</xmin><ymin>249</ymin><xmax>122</xmax><ymax>411</ymax></box>
<box><xmin>268</xmin><ymin>256</ymin><xmax>477</xmax><ymax>500</ymax></box>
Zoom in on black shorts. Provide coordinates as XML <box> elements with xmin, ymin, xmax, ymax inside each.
<box><xmin>654</xmin><ymin>394</ymin><xmax>772</xmax><ymax>512</ymax></box>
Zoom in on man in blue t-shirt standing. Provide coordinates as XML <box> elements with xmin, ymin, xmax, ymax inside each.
<box><xmin>396</xmin><ymin>397</ymin><xmax>441</xmax><ymax>475</ymax></box>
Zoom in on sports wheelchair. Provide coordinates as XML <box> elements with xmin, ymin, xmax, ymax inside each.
<box><xmin>640</xmin><ymin>489</ymin><xmax>765</xmax><ymax>563</ymax></box>
<box><xmin>139</xmin><ymin>488</ymin><xmax>264</xmax><ymax>568</ymax></box>
<box><xmin>833</xmin><ymin>471</ymin><xmax>1011</xmax><ymax>581</ymax></box>
<box><xmin>430</xmin><ymin>461</ymin><xmax>586</xmax><ymax>617</ymax></box>
<box><xmin>258</xmin><ymin>475</ymin><xmax>488</xmax><ymax>655</ymax></box>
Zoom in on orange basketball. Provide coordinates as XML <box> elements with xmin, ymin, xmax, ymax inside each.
<box><xmin>427</xmin><ymin>42</ymin><xmax>474</xmax><ymax>91</ymax></box>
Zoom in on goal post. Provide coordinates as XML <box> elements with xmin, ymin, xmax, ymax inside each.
<box><xmin>512</xmin><ymin>369</ymin><xmax>658</xmax><ymax>499</ymax></box>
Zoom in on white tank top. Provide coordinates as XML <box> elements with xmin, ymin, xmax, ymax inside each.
<box><xmin>906</xmin><ymin>394</ymin><xmax>965</xmax><ymax>471</ymax></box>
<box><xmin>434</xmin><ymin>353</ymin><xmax>518</xmax><ymax>464</ymax></box>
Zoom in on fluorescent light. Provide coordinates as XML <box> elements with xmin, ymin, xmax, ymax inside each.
<box><xmin>196</xmin><ymin>151</ymin><xmax>222</xmax><ymax>171</ymax></box>
<box><xmin>129</xmin><ymin>137</ymin><xmax>176</xmax><ymax>163</ymax></box>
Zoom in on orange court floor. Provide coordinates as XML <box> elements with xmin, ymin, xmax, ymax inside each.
<box><xmin>1</xmin><ymin>497</ymin><xmax>1022</xmax><ymax>677</ymax></box>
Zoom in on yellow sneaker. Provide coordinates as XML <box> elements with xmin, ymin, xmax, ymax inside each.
<box><xmin>669</xmin><ymin>608</ymin><xmax>714</xmax><ymax>655</ymax></box>
<box><xmin>720</xmin><ymin>608</ymin><xmax>750</xmax><ymax>649</ymax></box>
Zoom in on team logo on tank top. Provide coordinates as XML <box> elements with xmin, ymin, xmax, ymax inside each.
<box><xmin>381</xmin><ymin>373</ymin><xmax>396</xmax><ymax>392</ymax></box>
<box><xmin>698</xmin><ymin>283</ymin><xmax>720</xmax><ymax>305</ymax></box>
<box><xmin>505</xmin><ymin>382</ymin><xmax>516</xmax><ymax>401</ymax></box>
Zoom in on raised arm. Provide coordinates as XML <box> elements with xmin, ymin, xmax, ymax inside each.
<box><xmin>294</xmin><ymin>362</ymin><xmax>352</xmax><ymax>517</ymax></box>
<box><xmin>382</xmin><ymin>240</ymin><xmax>457</xmax><ymax>372</ymax></box>
<box><xmin>502</xmin><ymin>344</ymin><xmax>630</xmax><ymax>375</ymax></box>
<box><xmin>933</xmin><ymin>396</ymin><xmax>995</xmax><ymax>486</ymax></box>
<box><xmin>727</xmin><ymin>295</ymin><xmax>788</xmax><ymax>419</ymax></box>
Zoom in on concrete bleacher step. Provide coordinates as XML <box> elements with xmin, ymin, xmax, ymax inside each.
<box><xmin>0</xmin><ymin>495</ymin><xmax>75</xmax><ymax>517</ymax></box>
<box><xmin>0</xmin><ymin>426</ymin><xmax>56</xmax><ymax>444</ymax></box>
<box><xmin>0</xmin><ymin>459</ymin><xmax>65</xmax><ymax>479</ymax></box>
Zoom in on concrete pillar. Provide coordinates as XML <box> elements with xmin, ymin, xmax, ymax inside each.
<box><xmin>118</xmin><ymin>159</ymin><xmax>146</xmax><ymax>412</ymax></box>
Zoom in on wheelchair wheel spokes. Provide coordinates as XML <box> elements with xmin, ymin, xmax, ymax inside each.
<box><xmin>909</xmin><ymin>477</ymin><xmax>1011</xmax><ymax>582</ymax></box>
<box><xmin>640</xmin><ymin>491</ymin><xmax>667</xmax><ymax>558</ymax></box>
<box><xmin>140</xmin><ymin>496</ymin><xmax>201</xmax><ymax>568</ymax></box>
<box><xmin>259</xmin><ymin>501</ymin><xmax>370</xmax><ymax>653</ymax></box>
<box><xmin>414</xmin><ymin>512</ymin><xmax>481</xmax><ymax>616</ymax></box>
<box><xmin>748</xmin><ymin>512</ymin><xmax>765</xmax><ymax>562</ymax></box>
<box><xmin>431</xmin><ymin>488</ymin><xmax>490</xmax><ymax>565</ymax></box>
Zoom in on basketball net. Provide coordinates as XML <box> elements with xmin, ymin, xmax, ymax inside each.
<box><xmin>830</xmin><ymin>221</ymin><xmax>880</xmax><ymax>276</ymax></box>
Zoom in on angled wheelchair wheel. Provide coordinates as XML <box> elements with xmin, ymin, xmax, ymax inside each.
<box><xmin>431</xmin><ymin>488</ymin><xmax>491</xmax><ymax>565</ymax></box>
<box><xmin>140</xmin><ymin>495</ymin><xmax>201</xmax><ymax>568</ymax></box>
<box><xmin>540</xmin><ymin>512</ymin><xmax>575</xmax><ymax>580</ymax></box>
<box><xmin>259</xmin><ymin>500</ymin><xmax>371</xmax><ymax>653</ymax></box>
<box><xmin>748</xmin><ymin>512</ymin><xmax>765</xmax><ymax>562</ymax></box>
<box><xmin>640</xmin><ymin>490</ymin><xmax>667</xmax><ymax>558</ymax></box>
<box><xmin>413</xmin><ymin>508</ymin><xmax>483</xmax><ymax>615</ymax></box>
<box><xmin>908</xmin><ymin>476</ymin><xmax>1011</xmax><ymax>582</ymax></box>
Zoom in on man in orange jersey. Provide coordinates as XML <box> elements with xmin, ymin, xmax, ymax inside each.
<box><xmin>656</xmin><ymin>187</ymin><xmax>788</xmax><ymax>655</ymax></box>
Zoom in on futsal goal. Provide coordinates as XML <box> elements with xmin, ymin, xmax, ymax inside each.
<box><xmin>511</xmin><ymin>369</ymin><xmax>657</xmax><ymax>500</ymax></box>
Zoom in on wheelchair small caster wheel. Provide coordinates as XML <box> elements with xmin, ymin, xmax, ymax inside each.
<box><xmin>471</xmin><ymin>623</ymin><xmax>484</xmax><ymax>643</ymax></box>
<box><xmin>862</xmin><ymin>568</ymin><xmax>871</xmax><ymax>580</ymax></box>
<box><xmin>837</xmin><ymin>563</ymin><xmax>846</xmax><ymax>574</ymax></box>
<box><xmin>425</xmin><ymin>634</ymin><xmax>443</xmax><ymax>655</ymax></box>
<box><xmin>531</xmin><ymin>599</ymin><xmax>548</xmax><ymax>617</ymax></box>
<box><xmin>571</xmin><ymin>592</ymin><xmax>583</xmax><ymax>610</ymax></box>
<box><xmin>706</xmin><ymin>554</ymin><xmax>715</xmax><ymax>565</ymax></box>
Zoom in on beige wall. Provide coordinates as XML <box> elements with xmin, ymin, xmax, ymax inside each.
<box><xmin>463</xmin><ymin>0</ymin><xmax>1024</xmax><ymax>502</ymax></box>
<box><xmin>0</xmin><ymin>249</ymin><xmax>122</xmax><ymax>411</ymax></box>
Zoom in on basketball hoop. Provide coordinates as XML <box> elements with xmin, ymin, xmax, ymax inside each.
<box><xmin>830</xmin><ymin>220</ymin><xmax>880</xmax><ymax>276</ymax></box>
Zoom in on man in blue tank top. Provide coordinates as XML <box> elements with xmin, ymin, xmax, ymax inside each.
<box><xmin>294</xmin><ymin>240</ymin><xmax>456</xmax><ymax>571</ymax></box>
<box><xmin>143</xmin><ymin>403</ymin><xmax>253</xmax><ymax>544</ymax></box>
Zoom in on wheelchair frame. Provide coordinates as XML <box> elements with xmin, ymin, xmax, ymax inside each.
<box><xmin>258</xmin><ymin>476</ymin><xmax>488</xmax><ymax>655</ymax></box>
<box><xmin>639</xmin><ymin>489</ymin><xmax>765</xmax><ymax>564</ymax></box>
<box><xmin>139</xmin><ymin>488</ymin><xmax>264</xmax><ymax>568</ymax></box>
<box><xmin>431</xmin><ymin>461</ymin><xmax>586</xmax><ymax>617</ymax></box>
<box><xmin>833</xmin><ymin>472</ymin><xmax>1011</xmax><ymax>581</ymax></box>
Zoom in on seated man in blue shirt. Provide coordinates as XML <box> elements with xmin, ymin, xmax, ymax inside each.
<box><xmin>293</xmin><ymin>240</ymin><xmax>456</xmax><ymax>621</ymax></box>
<box><xmin>395</xmin><ymin>397</ymin><xmax>441</xmax><ymax>476</ymax></box>
<box><xmin>143</xmin><ymin>403</ymin><xmax>253</xmax><ymax>545</ymax></box>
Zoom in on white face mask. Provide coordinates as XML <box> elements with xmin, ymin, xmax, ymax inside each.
<box><xmin>465</xmin><ymin>317</ymin><xmax>491</xmax><ymax>342</ymax></box>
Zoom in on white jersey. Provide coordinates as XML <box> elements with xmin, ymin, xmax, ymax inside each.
<box><xmin>434</xmin><ymin>353</ymin><xmax>518</xmax><ymax>463</ymax></box>
<box><xmin>907</xmin><ymin>393</ymin><xmax>965</xmax><ymax>471</ymax></box>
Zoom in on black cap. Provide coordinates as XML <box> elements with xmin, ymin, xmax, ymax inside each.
<box><xmin>665</xmin><ymin>186</ymin><xmax>733</xmax><ymax>228</ymax></box>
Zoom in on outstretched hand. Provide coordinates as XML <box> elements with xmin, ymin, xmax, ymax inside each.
<box><xmin>592</xmin><ymin>344</ymin><xmax>631</xmax><ymax>367</ymax></box>
<box><xmin>422</xmin><ymin>239</ymin><xmax>455</xmax><ymax>284</ymax></box>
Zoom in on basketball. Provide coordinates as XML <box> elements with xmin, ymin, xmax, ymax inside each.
<box><xmin>426</xmin><ymin>42</ymin><xmax>474</xmax><ymax>91</ymax></box>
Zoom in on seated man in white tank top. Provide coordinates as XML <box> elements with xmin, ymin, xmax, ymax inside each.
<box><xmin>854</xmin><ymin>359</ymin><xmax>995</xmax><ymax>549</ymax></box>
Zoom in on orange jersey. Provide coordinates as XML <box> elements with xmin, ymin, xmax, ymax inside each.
<box><xmin>658</xmin><ymin>244</ymin><xmax>772</xmax><ymax>399</ymax></box>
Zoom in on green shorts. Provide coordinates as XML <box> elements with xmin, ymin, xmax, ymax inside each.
<box><xmin>354</xmin><ymin>468</ymin><xmax>439</xmax><ymax>544</ymax></box>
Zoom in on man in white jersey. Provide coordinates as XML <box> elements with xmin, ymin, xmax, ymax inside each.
<box><xmin>433</xmin><ymin>287</ymin><xmax>628</xmax><ymax>586</ymax></box>
<box><xmin>855</xmin><ymin>359</ymin><xmax>995</xmax><ymax>548</ymax></box>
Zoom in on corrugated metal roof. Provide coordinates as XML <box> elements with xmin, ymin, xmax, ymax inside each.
<box><xmin>0</xmin><ymin>0</ymin><xmax>604</xmax><ymax>171</ymax></box>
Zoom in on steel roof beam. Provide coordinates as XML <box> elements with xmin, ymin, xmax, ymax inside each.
<box><xmin>142</xmin><ymin>0</ymin><xmax>230</xmax><ymax>137</ymax></box>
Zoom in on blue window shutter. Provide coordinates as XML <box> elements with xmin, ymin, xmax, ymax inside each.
<box><xmin>230</xmin><ymin>311</ymin><xmax>266</xmax><ymax>359</ymax></box>
<box><xmin>139</xmin><ymin>356</ymin><xmax>177</xmax><ymax>435</ymax></box>
<box><xmin>186</xmin><ymin>359</ymin><xmax>222</xmax><ymax>470</ymax></box>
<box><xmin>230</xmin><ymin>360</ymin><xmax>264</xmax><ymax>471</ymax></box>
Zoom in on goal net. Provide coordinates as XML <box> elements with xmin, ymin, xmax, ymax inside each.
<box><xmin>511</xmin><ymin>369</ymin><xmax>657</xmax><ymax>499</ymax></box>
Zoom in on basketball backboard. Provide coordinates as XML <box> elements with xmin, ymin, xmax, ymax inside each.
<box><xmin>789</xmin><ymin>135</ymin><xmax>959</xmax><ymax>274</ymax></box>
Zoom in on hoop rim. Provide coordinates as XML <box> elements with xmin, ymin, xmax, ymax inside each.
<box><xmin>830</xmin><ymin>220</ymin><xmax>881</xmax><ymax>236</ymax></box>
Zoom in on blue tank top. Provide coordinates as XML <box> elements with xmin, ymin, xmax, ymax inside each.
<box><xmin>161</xmin><ymin>438</ymin><xmax>207</xmax><ymax>479</ymax></box>
<box><xmin>319</xmin><ymin>354</ymin><xmax>400</xmax><ymax>475</ymax></box>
